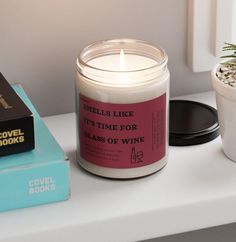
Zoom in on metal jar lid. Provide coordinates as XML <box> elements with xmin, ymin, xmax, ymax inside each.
<box><xmin>169</xmin><ymin>100</ymin><xmax>220</xmax><ymax>146</ymax></box>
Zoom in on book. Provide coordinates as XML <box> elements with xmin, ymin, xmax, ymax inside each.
<box><xmin>0</xmin><ymin>85</ymin><xmax>70</xmax><ymax>212</ymax></box>
<box><xmin>0</xmin><ymin>73</ymin><xmax>34</xmax><ymax>156</ymax></box>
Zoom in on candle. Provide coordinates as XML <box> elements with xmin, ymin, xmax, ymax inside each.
<box><xmin>88</xmin><ymin>51</ymin><xmax>157</xmax><ymax>72</ymax></box>
<box><xmin>76</xmin><ymin>39</ymin><xmax>169</xmax><ymax>179</ymax></box>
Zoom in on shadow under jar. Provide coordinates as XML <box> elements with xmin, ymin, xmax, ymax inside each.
<box><xmin>76</xmin><ymin>39</ymin><xmax>169</xmax><ymax>179</ymax></box>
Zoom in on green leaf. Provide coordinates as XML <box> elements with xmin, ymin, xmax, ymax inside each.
<box><xmin>221</xmin><ymin>55</ymin><xmax>236</xmax><ymax>58</ymax></box>
<box><xmin>224</xmin><ymin>42</ymin><xmax>236</xmax><ymax>47</ymax></box>
<box><xmin>223</xmin><ymin>47</ymin><xmax>236</xmax><ymax>51</ymax></box>
<box><xmin>221</xmin><ymin>43</ymin><xmax>236</xmax><ymax>59</ymax></box>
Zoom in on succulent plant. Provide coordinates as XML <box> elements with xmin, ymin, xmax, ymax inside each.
<box><xmin>221</xmin><ymin>43</ymin><xmax>236</xmax><ymax>66</ymax></box>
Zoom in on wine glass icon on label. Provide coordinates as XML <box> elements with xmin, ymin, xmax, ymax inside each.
<box><xmin>130</xmin><ymin>147</ymin><xmax>144</xmax><ymax>163</ymax></box>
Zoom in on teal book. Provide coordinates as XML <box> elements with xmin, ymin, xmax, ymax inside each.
<box><xmin>0</xmin><ymin>85</ymin><xmax>70</xmax><ymax>212</ymax></box>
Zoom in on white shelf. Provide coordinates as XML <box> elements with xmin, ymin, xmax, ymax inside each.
<box><xmin>1</xmin><ymin>91</ymin><xmax>236</xmax><ymax>242</ymax></box>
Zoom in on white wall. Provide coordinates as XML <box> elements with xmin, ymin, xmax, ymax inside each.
<box><xmin>0</xmin><ymin>0</ymin><xmax>212</xmax><ymax>116</ymax></box>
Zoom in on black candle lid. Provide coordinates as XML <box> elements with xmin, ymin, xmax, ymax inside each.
<box><xmin>169</xmin><ymin>100</ymin><xmax>220</xmax><ymax>146</ymax></box>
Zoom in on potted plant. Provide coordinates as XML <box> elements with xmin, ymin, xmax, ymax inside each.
<box><xmin>212</xmin><ymin>43</ymin><xmax>236</xmax><ymax>161</ymax></box>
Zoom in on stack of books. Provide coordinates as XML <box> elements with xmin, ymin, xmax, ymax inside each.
<box><xmin>0</xmin><ymin>74</ymin><xmax>70</xmax><ymax>212</ymax></box>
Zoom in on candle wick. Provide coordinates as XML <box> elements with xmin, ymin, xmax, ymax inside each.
<box><xmin>120</xmin><ymin>49</ymin><xmax>125</xmax><ymax>71</ymax></box>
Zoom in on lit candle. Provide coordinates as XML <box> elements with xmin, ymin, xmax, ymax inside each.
<box><xmin>76</xmin><ymin>39</ymin><xmax>169</xmax><ymax>179</ymax></box>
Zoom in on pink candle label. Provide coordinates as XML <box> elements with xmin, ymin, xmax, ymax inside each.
<box><xmin>79</xmin><ymin>94</ymin><xmax>166</xmax><ymax>168</ymax></box>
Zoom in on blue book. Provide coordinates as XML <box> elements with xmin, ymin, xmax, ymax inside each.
<box><xmin>0</xmin><ymin>85</ymin><xmax>70</xmax><ymax>212</ymax></box>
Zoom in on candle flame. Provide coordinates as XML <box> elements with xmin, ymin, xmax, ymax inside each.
<box><xmin>119</xmin><ymin>49</ymin><xmax>125</xmax><ymax>71</ymax></box>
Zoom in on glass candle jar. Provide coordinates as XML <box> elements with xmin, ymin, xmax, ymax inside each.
<box><xmin>76</xmin><ymin>39</ymin><xmax>169</xmax><ymax>179</ymax></box>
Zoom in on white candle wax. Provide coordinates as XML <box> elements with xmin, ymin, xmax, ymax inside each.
<box><xmin>76</xmin><ymin>39</ymin><xmax>169</xmax><ymax>179</ymax></box>
<box><xmin>88</xmin><ymin>53</ymin><xmax>157</xmax><ymax>72</ymax></box>
<box><xmin>78</xmin><ymin>52</ymin><xmax>168</xmax><ymax>103</ymax></box>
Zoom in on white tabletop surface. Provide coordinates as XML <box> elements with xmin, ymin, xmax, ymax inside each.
<box><xmin>1</xmin><ymin>91</ymin><xmax>236</xmax><ymax>242</ymax></box>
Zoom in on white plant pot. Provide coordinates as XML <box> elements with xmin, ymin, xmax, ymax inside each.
<box><xmin>212</xmin><ymin>64</ymin><xmax>236</xmax><ymax>161</ymax></box>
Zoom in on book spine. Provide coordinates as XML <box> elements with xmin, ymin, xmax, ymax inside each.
<box><xmin>0</xmin><ymin>116</ymin><xmax>34</xmax><ymax>157</ymax></box>
<box><xmin>0</xmin><ymin>161</ymin><xmax>69</xmax><ymax>212</ymax></box>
